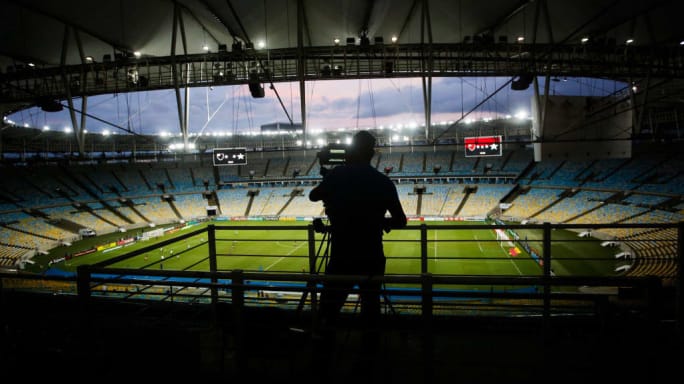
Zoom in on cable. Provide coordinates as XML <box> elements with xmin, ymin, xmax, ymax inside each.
<box><xmin>136</xmin><ymin>91</ymin><xmax>143</xmax><ymax>134</ymax></box>
<box><xmin>356</xmin><ymin>79</ymin><xmax>362</xmax><ymax>130</ymax></box>
<box><xmin>368</xmin><ymin>78</ymin><xmax>377</xmax><ymax>129</ymax></box>
<box><xmin>226</xmin><ymin>0</ymin><xmax>294</xmax><ymax>125</ymax></box>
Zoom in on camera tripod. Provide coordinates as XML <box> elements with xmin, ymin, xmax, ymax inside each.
<box><xmin>294</xmin><ymin>218</ymin><xmax>395</xmax><ymax>318</ymax></box>
<box><xmin>294</xmin><ymin>218</ymin><xmax>331</xmax><ymax>317</ymax></box>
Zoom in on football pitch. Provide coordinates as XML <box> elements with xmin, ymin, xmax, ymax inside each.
<box><xmin>40</xmin><ymin>220</ymin><xmax>618</xmax><ymax>282</ymax></box>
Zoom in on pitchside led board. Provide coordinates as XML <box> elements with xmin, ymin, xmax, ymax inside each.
<box><xmin>212</xmin><ymin>148</ymin><xmax>247</xmax><ymax>166</ymax></box>
<box><xmin>464</xmin><ymin>136</ymin><xmax>502</xmax><ymax>157</ymax></box>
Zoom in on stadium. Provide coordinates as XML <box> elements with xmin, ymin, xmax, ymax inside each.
<box><xmin>1</xmin><ymin>0</ymin><xmax>682</xmax><ymax>382</ymax></box>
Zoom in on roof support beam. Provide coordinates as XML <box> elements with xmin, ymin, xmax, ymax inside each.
<box><xmin>360</xmin><ymin>0</ymin><xmax>376</xmax><ymax>34</ymax></box>
<box><xmin>4</xmin><ymin>44</ymin><xmax>683</xmax><ymax>106</ymax></box>
<box><xmin>397</xmin><ymin>0</ymin><xmax>419</xmax><ymax>41</ymax></box>
<box><xmin>6</xmin><ymin>0</ymin><xmax>133</xmax><ymax>57</ymax></box>
<box><xmin>300</xmin><ymin>1</ymin><xmax>312</xmax><ymax>47</ymax></box>
<box><xmin>179</xmin><ymin>3</ymin><xmax>223</xmax><ymax>46</ymax></box>
<box><xmin>74</xmin><ymin>29</ymin><xmax>90</xmax><ymax>153</ymax></box>
<box><xmin>421</xmin><ymin>0</ymin><xmax>433</xmax><ymax>142</ymax></box>
<box><xmin>225</xmin><ymin>0</ymin><xmax>253</xmax><ymax>46</ymax></box>
<box><xmin>538</xmin><ymin>0</ymin><xmax>555</xmax><ymax>132</ymax></box>
<box><xmin>59</xmin><ymin>25</ymin><xmax>85</xmax><ymax>157</ymax></box>
<box><xmin>532</xmin><ymin>0</ymin><xmax>551</xmax><ymax>133</ymax></box>
<box><xmin>541</xmin><ymin>0</ymin><xmax>555</xmax><ymax>44</ymax></box>
<box><xmin>199</xmin><ymin>0</ymin><xmax>241</xmax><ymax>43</ymax></box>
<box><xmin>170</xmin><ymin>2</ymin><xmax>190</xmax><ymax>152</ymax></box>
<box><xmin>476</xmin><ymin>0</ymin><xmax>534</xmax><ymax>37</ymax></box>
<box><xmin>297</xmin><ymin>0</ymin><xmax>307</xmax><ymax>145</ymax></box>
<box><xmin>582</xmin><ymin>0</ymin><xmax>671</xmax><ymax>44</ymax></box>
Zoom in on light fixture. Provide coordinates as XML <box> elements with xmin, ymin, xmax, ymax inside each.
<box><xmin>511</xmin><ymin>73</ymin><xmax>533</xmax><ymax>91</ymax></box>
<box><xmin>133</xmin><ymin>51</ymin><xmax>141</xmax><ymax>58</ymax></box>
<box><xmin>517</xmin><ymin>36</ymin><xmax>525</xmax><ymax>42</ymax></box>
<box><xmin>37</xmin><ymin>97</ymin><xmax>63</xmax><ymax>112</ymax></box>
<box><xmin>334</xmin><ymin>38</ymin><xmax>340</xmax><ymax>45</ymax></box>
<box><xmin>581</xmin><ymin>37</ymin><xmax>589</xmax><ymax>43</ymax></box>
<box><xmin>391</xmin><ymin>35</ymin><xmax>398</xmax><ymax>43</ymax></box>
<box><xmin>626</xmin><ymin>38</ymin><xmax>634</xmax><ymax>45</ymax></box>
<box><xmin>248</xmin><ymin>72</ymin><xmax>265</xmax><ymax>98</ymax></box>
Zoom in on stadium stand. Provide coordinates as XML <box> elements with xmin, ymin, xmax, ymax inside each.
<box><xmin>1</xmin><ymin>2</ymin><xmax>683</xmax><ymax>381</ymax></box>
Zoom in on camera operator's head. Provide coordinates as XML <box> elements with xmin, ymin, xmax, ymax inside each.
<box><xmin>346</xmin><ymin>130</ymin><xmax>376</xmax><ymax>164</ymax></box>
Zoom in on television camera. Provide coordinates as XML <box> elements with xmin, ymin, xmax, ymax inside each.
<box><xmin>316</xmin><ymin>143</ymin><xmax>349</xmax><ymax>166</ymax></box>
<box><xmin>316</xmin><ymin>143</ymin><xmax>351</xmax><ymax>176</ymax></box>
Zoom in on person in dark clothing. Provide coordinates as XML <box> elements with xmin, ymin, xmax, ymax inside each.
<box><xmin>309</xmin><ymin>130</ymin><xmax>407</xmax><ymax>344</ymax></box>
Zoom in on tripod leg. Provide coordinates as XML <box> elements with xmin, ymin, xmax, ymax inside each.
<box><xmin>295</xmin><ymin>285</ymin><xmax>310</xmax><ymax>313</ymax></box>
<box><xmin>382</xmin><ymin>284</ymin><xmax>396</xmax><ymax>316</ymax></box>
<box><xmin>293</xmin><ymin>232</ymin><xmax>329</xmax><ymax>327</ymax></box>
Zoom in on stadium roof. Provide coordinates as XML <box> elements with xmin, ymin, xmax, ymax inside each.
<box><xmin>2</xmin><ymin>0</ymin><xmax>682</xmax><ymax>64</ymax></box>
<box><xmin>1</xmin><ymin>0</ymin><xmax>683</xmax><ymax>149</ymax></box>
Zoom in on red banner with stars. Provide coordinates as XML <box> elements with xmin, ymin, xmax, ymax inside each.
<box><xmin>464</xmin><ymin>136</ymin><xmax>502</xmax><ymax>157</ymax></box>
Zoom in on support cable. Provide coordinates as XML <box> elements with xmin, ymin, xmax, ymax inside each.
<box><xmin>226</xmin><ymin>0</ymin><xmax>294</xmax><ymax>125</ymax></box>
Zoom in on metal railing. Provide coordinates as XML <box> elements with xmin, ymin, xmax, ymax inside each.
<box><xmin>3</xmin><ymin>43</ymin><xmax>684</xmax><ymax>103</ymax></box>
<box><xmin>2</xmin><ymin>221</ymin><xmax>679</xmax><ymax>331</ymax></box>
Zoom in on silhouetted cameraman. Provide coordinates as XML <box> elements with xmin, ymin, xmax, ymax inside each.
<box><xmin>309</xmin><ymin>130</ymin><xmax>407</xmax><ymax>363</ymax></box>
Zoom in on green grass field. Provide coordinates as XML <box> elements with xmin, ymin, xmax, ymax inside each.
<box><xmin>34</xmin><ymin>220</ymin><xmax>618</xmax><ymax>284</ymax></box>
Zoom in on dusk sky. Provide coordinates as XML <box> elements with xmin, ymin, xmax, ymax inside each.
<box><xmin>7</xmin><ymin>76</ymin><xmax>625</xmax><ymax>137</ymax></box>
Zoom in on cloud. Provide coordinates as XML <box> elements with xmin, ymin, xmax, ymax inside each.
<box><xmin>8</xmin><ymin>76</ymin><xmax>624</xmax><ymax>135</ymax></box>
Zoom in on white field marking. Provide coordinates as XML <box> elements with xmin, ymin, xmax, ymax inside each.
<box><xmin>504</xmin><ymin>245</ymin><xmax>523</xmax><ymax>275</ymax></box>
<box><xmin>490</xmin><ymin>230</ymin><xmax>524</xmax><ymax>276</ymax></box>
<box><xmin>474</xmin><ymin>235</ymin><xmax>484</xmax><ymax>253</ymax></box>
<box><xmin>510</xmin><ymin>257</ymin><xmax>522</xmax><ymax>276</ymax></box>
<box><xmin>274</xmin><ymin>241</ymin><xmax>298</xmax><ymax>250</ymax></box>
<box><xmin>264</xmin><ymin>240</ymin><xmax>307</xmax><ymax>271</ymax></box>
<box><xmin>434</xmin><ymin>230</ymin><xmax>438</xmax><ymax>261</ymax></box>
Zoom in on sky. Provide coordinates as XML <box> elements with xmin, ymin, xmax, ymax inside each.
<box><xmin>6</xmin><ymin>76</ymin><xmax>627</xmax><ymax>137</ymax></box>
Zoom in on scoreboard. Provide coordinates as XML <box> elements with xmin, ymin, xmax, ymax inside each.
<box><xmin>464</xmin><ymin>136</ymin><xmax>502</xmax><ymax>157</ymax></box>
<box><xmin>212</xmin><ymin>148</ymin><xmax>247</xmax><ymax>166</ymax></box>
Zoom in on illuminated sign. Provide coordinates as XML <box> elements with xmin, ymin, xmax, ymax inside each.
<box><xmin>464</xmin><ymin>136</ymin><xmax>502</xmax><ymax>157</ymax></box>
<box><xmin>212</xmin><ymin>148</ymin><xmax>247</xmax><ymax>166</ymax></box>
